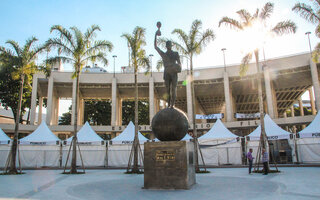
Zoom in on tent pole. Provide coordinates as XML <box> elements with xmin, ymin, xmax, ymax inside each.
<box><xmin>63</xmin><ymin>139</ymin><xmax>73</xmax><ymax>173</ymax></box>
<box><xmin>197</xmin><ymin>140</ymin><xmax>207</xmax><ymax>171</ymax></box>
<box><xmin>77</xmin><ymin>144</ymin><xmax>85</xmax><ymax>173</ymax></box>
<box><xmin>105</xmin><ymin>141</ymin><xmax>108</xmax><ymax>168</ymax></box>
<box><xmin>126</xmin><ymin>142</ymin><xmax>134</xmax><ymax>172</ymax></box>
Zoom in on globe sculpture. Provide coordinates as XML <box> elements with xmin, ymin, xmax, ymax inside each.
<box><xmin>152</xmin><ymin>108</ymin><xmax>189</xmax><ymax>141</ymax></box>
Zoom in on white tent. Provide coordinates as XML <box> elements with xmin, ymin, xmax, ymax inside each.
<box><xmin>246</xmin><ymin>114</ymin><xmax>292</xmax><ymax>163</ymax></box>
<box><xmin>108</xmin><ymin>121</ymin><xmax>147</xmax><ymax>167</ymax></box>
<box><xmin>19</xmin><ymin>121</ymin><xmax>61</xmax><ymax>168</ymax></box>
<box><xmin>299</xmin><ymin>111</ymin><xmax>320</xmax><ymax>138</ymax></box>
<box><xmin>0</xmin><ymin>128</ymin><xmax>11</xmax><ymax>168</ymax></box>
<box><xmin>297</xmin><ymin>112</ymin><xmax>320</xmax><ymax>163</ymax></box>
<box><xmin>63</xmin><ymin>122</ymin><xmax>106</xmax><ymax>167</ymax></box>
<box><xmin>247</xmin><ymin>114</ymin><xmax>291</xmax><ymax>141</ymax></box>
<box><xmin>182</xmin><ymin>134</ymin><xmax>192</xmax><ymax>141</ymax></box>
<box><xmin>0</xmin><ymin>128</ymin><xmax>11</xmax><ymax>144</ymax></box>
<box><xmin>111</xmin><ymin>121</ymin><xmax>148</xmax><ymax>144</ymax></box>
<box><xmin>198</xmin><ymin>119</ymin><xmax>242</xmax><ymax>166</ymax></box>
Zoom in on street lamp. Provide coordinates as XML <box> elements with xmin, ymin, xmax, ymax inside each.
<box><xmin>149</xmin><ymin>54</ymin><xmax>153</xmax><ymax>76</ymax></box>
<box><xmin>112</xmin><ymin>55</ymin><xmax>117</xmax><ymax>77</ymax></box>
<box><xmin>305</xmin><ymin>31</ymin><xmax>312</xmax><ymax>53</ymax></box>
<box><xmin>221</xmin><ymin>48</ymin><xmax>227</xmax><ymax>72</ymax></box>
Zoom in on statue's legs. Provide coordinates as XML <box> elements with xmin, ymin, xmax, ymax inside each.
<box><xmin>171</xmin><ymin>74</ymin><xmax>178</xmax><ymax>108</ymax></box>
<box><xmin>165</xmin><ymin>78</ymin><xmax>171</xmax><ymax>107</ymax></box>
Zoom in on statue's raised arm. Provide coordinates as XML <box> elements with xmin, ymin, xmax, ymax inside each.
<box><xmin>154</xmin><ymin>22</ymin><xmax>163</xmax><ymax>55</ymax></box>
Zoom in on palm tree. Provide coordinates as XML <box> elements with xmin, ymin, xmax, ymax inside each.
<box><xmin>166</xmin><ymin>19</ymin><xmax>215</xmax><ymax>172</ymax></box>
<box><xmin>122</xmin><ymin>26</ymin><xmax>150</xmax><ymax>173</ymax></box>
<box><xmin>292</xmin><ymin>1</ymin><xmax>320</xmax><ymax>61</ymax></box>
<box><xmin>0</xmin><ymin>37</ymin><xmax>45</xmax><ymax>174</ymax></box>
<box><xmin>219</xmin><ymin>2</ymin><xmax>296</xmax><ymax>150</ymax></box>
<box><xmin>46</xmin><ymin>25</ymin><xmax>113</xmax><ymax>174</ymax></box>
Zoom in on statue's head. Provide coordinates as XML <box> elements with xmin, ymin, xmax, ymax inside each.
<box><xmin>166</xmin><ymin>41</ymin><xmax>172</xmax><ymax>50</ymax></box>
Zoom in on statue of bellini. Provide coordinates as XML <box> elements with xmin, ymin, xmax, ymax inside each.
<box><xmin>154</xmin><ymin>21</ymin><xmax>182</xmax><ymax>108</ymax></box>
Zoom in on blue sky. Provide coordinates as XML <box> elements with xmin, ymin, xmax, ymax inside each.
<box><xmin>0</xmin><ymin>0</ymin><xmax>318</xmax><ymax>72</ymax></box>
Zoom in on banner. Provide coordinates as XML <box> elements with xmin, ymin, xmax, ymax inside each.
<box><xmin>199</xmin><ymin>137</ymin><xmax>240</xmax><ymax>148</ymax></box>
<box><xmin>235</xmin><ymin>113</ymin><xmax>260</xmax><ymax>119</ymax></box>
<box><xmin>196</xmin><ymin>113</ymin><xmax>224</xmax><ymax>119</ymax></box>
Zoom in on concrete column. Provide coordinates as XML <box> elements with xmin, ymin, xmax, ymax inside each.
<box><xmin>309</xmin><ymin>59</ymin><xmax>320</xmax><ymax>111</ymax></box>
<box><xmin>155</xmin><ymin>99</ymin><xmax>160</xmax><ymax>113</ymax></box>
<box><xmin>71</xmin><ymin>78</ymin><xmax>77</xmax><ymax>125</ymax></box>
<box><xmin>52</xmin><ymin>96</ymin><xmax>59</xmax><ymax>125</ymax></box>
<box><xmin>46</xmin><ymin>76</ymin><xmax>54</xmax><ymax>125</ymax></box>
<box><xmin>264</xmin><ymin>66</ymin><xmax>276</xmax><ymax>118</ymax></box>
<box><xmin>117</xmin><ymin>98</ymin><xmax>122</xmax><ymax>125</ymax></box>
<box><xmin>38</xmin><ymin>97</ymin><xmax>43</xmax><ymax>124</ymax></box>
<box><xmin>291</xmin><ymin>105</ymin><xmax>295</xmax><ymax>117</ymax></box>
<box><xmin>299</xmin><ymin>98</ymin><xmax>304</xmax><ymax>116</ymax></box>
<box><xmin>309</xmin><ymin>88</ymin><xmax>316</xmax><ymax>115</ymax></box>
<box><xmin>149</xmin><ymin>77</ymin><xmax>155</xmax><ymax>125</ymax></box>
<box><xmin>111</xmin><ymin>78</ymin><xmax>117</xmax><ymax>126</ymax></box>
<box><xmin>30</xmin><ymin>74</ymin><xmax>38</xmax><ymax>125</ymax></box>
<box><xmin>186</xmin><ymin>77</ymin><xmax>193</xmax><ymax>124</ymax></box>
<box><xmin>283</xmin><ymin>111</ymin><xmax>288</xmax><ymax>131</ymax></box>
<box><xmin>299</xmin><ymin>98</ymin><xmax>306</xmax><ymax>129</ymax></box>
<box><xmin>291</xmin><ymin>105</ymin><xmax>297</xmax><ymax>133</ymax></box>
<box><xmin>55</xmin><ymin>97</ymin><xmax>59</xmax><ymax>125</ymax></box>
<box><xmin>224</xmin><ymin>71</ymin><xmax>233</xmax><ymax>122</ymax></box>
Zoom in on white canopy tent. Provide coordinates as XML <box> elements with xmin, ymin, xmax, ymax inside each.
<box><xmin>198</xmin><ymin>119</ymin><xmax>242</xmax><ymax>166</ymax></box>
<box><xmin>108</xmin><ymin>121</ymin><xmax>147</xmax><ymax>167</ymax></box>
<box><xmin>247</xmin><ymin>114</ymin><xmax>291</xmax><ymax>141</ymax></box>
<box><xmin>0</xmin><ymin>128</ymin><xmax>11</xmax><ymax>144</ymax></box>
<box><xmin>0</xmin><ymin>128</ymin><xmax>11</xmax><ymax>168</ymax></box>
<box><xmin>19</xmin><ymin>121</ymin><xmax>61</xmax><ymax>168</ymax></box>
<box><xmin>63</xmin><ymin>122</ymin><xmax>106</xmax><ymax>167</ymax></box>
<box><xmin>297</xmin><ymin>111</ymin><xmax>320</xmax><ymax>163</ymax></box>
<box><xmin>246</xmin><ymin>114</ymin><xmax>293</xmax><ymax>163</ymax></box>
<box><xmin>111</xmin><ymin>121</ymin><xmax>148</xmax><ymax>144</ymax></box>
<box><xmin>182</xmin><ymin>134</ymin><xmax>192</xmax><ymax>141</ymax></box>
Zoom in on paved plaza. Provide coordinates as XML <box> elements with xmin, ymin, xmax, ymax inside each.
<box><xmin>0</xmin><ymin>167</ymin><xmax>319</xmax><ymax>200</ymax></box>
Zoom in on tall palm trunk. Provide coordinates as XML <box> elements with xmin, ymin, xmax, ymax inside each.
<box><xmin>9</xmin><ymin>74</ymin><xmax>25</xmax><ymax>173</ymax></box>
<box><xmin>190</xmin><ymin>55</ymin><xmax>199</xmax><ymax>172</ymax></box>
<box><xmin>133</xmin><ymin>64</ymin><xmax>139</xmax><ymax>173</ymax></box>
<box><xmin>70</xmin><ymin>68</ymin><xmax>80</xmax><ymax>174</ymax></box>
<box><xmin>254</xmin><ymin>50</ymin><xmax>267</xmax><ymax>149</ymax></box>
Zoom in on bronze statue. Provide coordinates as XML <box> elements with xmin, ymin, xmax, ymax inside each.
<box><xmin>154</xmin><ymin>22</ymin><xmax>181</xmax><ymax>108</ymax></box>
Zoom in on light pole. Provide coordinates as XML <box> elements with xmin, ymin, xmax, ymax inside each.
<box><xmin>113</xmin><ymin>55</ymin><xmax>117</xmax><ymax>77</ymax></box>
<box><xmin>221</xmin><ymin>48</ymin><xmax>227</xmax><ymax>72</ymax></box>
<box><xmin>305</xmin><ymin>31</ymin><xmax>312</xmax><ymax>53</ymax></box>
<box><xmin>149</xmin><ymin>54</ymin><xmax>153</xmax><ymax>76</ymax></box>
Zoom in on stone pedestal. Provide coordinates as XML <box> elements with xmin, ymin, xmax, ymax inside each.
<box><xmin>144</xmin><ymin>141</ymin><xmax>196</xmax><ymax>189</ymax></box>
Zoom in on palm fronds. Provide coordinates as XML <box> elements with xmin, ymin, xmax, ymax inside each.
<box><xmin>219</xmin><ymin>17</ymin><xmax>243</xmax><ymax>30</ymax></box>
<box><xmin>272</xmin><ymin>20</ymin><xmax>297</xmax><ymax>35</ymax></box>
<box><xmin>292</xmin><ymin>3</ymin><xmax>320</xmax><ymax>24</ymax></box>
<box><xmin>240</xmin><ymin>53</ymin><xmax>252</xmax><ymax>76</ymax></box>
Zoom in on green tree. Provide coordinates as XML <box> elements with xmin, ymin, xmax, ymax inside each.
<box><xmin>46</xmin><ymin>25</ymin><xmax>113</xmax><ymax>174</ymax></box>
<box><xmin>121</xmin><ymin>26</ymin><xmax>150</xmax><ymax>173</ymax></box>
<box><xmin>166</xmin><ymin>19</ymin><xmax>215</xmax><ymax>172</ymax></box>
<box><xmin>0</xmin><ymin>62</ymin><xmax>32</xmax><ymax>122</ymax></box>
<box><xmin>292</xmin><ymin>1</ymin><xmax>320</xmax><ymax>61</ymax></box>
<box><xmin>122</xmin><ymin>100</ymin><xmax>149</xmax><ymax>125</ymax></box>
<box><xmin>0</xmin><ymin>37</ymin><xmax>45</xmax><ymax>174</ymax></box>
<box><xmin>59</xmin><ymin>105</ymin><xmax>72</xmax><ymax>125</ymax></box>
<box><xmin>219</xmin><ymin>2</ymin><xmax>296</xmax><ymax>150</ymax></box>
<box><xmin>84</xmin><ymin>100</ymin><xmax>111</xmax><ymax>125</ymax></box>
